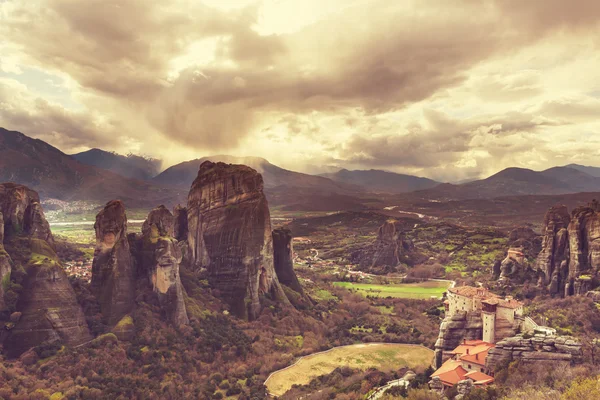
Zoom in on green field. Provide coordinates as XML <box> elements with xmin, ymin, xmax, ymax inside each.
<box><xmin>265</xmin><ymin>343</ymin><xmax>434</xmax><ymax>396</ymax></box>
<box><xmin>333</xmin><ymin>280</ymin><xmax>450</xmax><ymax>299</ymax></box>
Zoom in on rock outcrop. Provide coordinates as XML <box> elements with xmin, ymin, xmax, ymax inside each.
<box><xmin>272</xmin><ymin>228</ymin><xmax>303</xmax><ymax>294</ymax></box>
<box><xmin>186</xmin><ymin>161</ymin><xmax>288</xmax><ymax>320</ymax></box>
<box><xmin>138</xmin><ymin>206</ymin><xmax>188</xmax><ymax>326</ymax></box>
<box><xmin>371</xmin><ymin>220</ymin><xmax>412</xmax><ymax>268</ymax></box>
<box><xmin>434</xmin><ymin>312</ymin><xmax>483</xmax><ymax>367</ymax></box>
<box><xmin>0</xmin><ymin>183</ymin><xmax>54</xmax><ymax>246</ymax></box>
<box><xmin>0</xmin><ymin>212</ymin><xmax>11</xmax><ymax>312</ymax></box>
<box><xmin>536</xmin><ymin>201</ymin><xmax>600</xmax><ymax>296</ymax></box>
<box><xmin>486</xmin><ymin>334</ymin><xmax>582</xmax><ymax>371</ymax></box>
<box><xmin>0</xmin><ymin>184</ymin><xmax>90</xmax><ymax>356</ymax></box>
<box><xmin>3</xmin><ymin>239</ymin><xmax>92</xmax><ymax>357</ymax></box>
<box><xmin>173</xmin><ymin>205</ymin><xmax>188</xmax><ymax>242</ymax></box>
<box><xmin>91</xmin><ymin>200</ymin><xmax>136</xmax><ymax>326</ymax></box>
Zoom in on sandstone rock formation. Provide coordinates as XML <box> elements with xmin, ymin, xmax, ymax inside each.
<box><xmin>536</xmin><ymin>205</ymin><xmax>572</xmax><ymax>295</ymax></box>
<box><xmin>0</xmin><ymin>212</ymin><xmax>11</xmax><ymax>312</ymax></box>
<box><xmin>0</xmin><ymin>184</ymin><xmax>90</xmax><ymax>356</ymax></box>
<box><xmin>0</xmin><ymin>183</ymin><xmax>54</xmax><ymax>246</ymax></box>
<box><xmin>3</xmin><ymin>239</ymin><xmax>92</xmax><ymax>357</ymax></box>
<box><xmin>434</xmin><ymin>312</ymin><xmax>483</xmax><ymax>367</ymax></box>
<box><xmin>173</xmin><ymin>205</ymin><xmax>188</xmax><ymax>242</ymax></box>
<box><xmin>486</xmin><ymin>334</ymin><xmax>582</xmax><ymax>371</ymax></box>
<box><xmin>186</xmin><ymin>161</ymin><xmax>288</xmax><ymax>320</ymax></box>
<box><xmin>536</xmin><ymin>201</ymin><xmax>600</xmax><ymax>296</ymax></box>
<box><xmin>138</xmin><ymin>206</ymin><xmax>188</xmax><ymax>326</ymax></box>
<box><xmin>371</xmin><ymin>220</ymin><xmax>412</xmax><ymax>268</ymax></box>
<box><xmin>272</xmin><ymin>228</ymin><xmax>303</xmax><ymax>294</ymax></box>
<box><xmin>91</xmin><ymin>200</ymin><xmax>136</xmax><ymax>326</ymax></box>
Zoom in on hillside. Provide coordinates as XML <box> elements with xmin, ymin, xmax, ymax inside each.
<box><xmin>410</xmin><ymin>166</ymin><xmax>600</xmax><ymax>201</ymax></box>
<box><xmin>321</xmin><ymin>168</ymin><xmax>440</xmax><ymax>193</ymax></box>
<box><xmin>0</xmin><ymin>128</ymin><xmax>180</xmax><ymax>206</ymax></box>
<box><xmin>565</xmin><ymin>163</ymin><xmax>600</xmax><ymax>178</ymax></box>
<box><xmin>71</xmin><ymin>148</ymin><xmax>161</xmax><ymax>181</ymax></box>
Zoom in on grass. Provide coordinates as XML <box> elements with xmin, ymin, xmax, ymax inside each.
<box><xmin>265</xmin><ymin>343</ymin><xmax>434</xmax><ymax>397</ymax></box>
<box><xmin>332</xmin><ymin>281</ymin><xmax>450</xmax><ymax>299</ymax></box>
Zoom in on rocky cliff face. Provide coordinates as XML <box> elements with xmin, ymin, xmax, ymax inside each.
<box><xmin>371</xmin><ymin>220</ymin><xmax>411</xmax><ymax>268</ymax></box>
<box><xmin>434</xmin><ymin>312</ymin><xmax>483</xmax><ymax>368</ymax></box>
<box><xmin>272</xmin><ymin>228</ymin><xmax>303</xmax><ymax>294</ymax></box>
<box><xmin>536</xmin><ymin>201</ymin><xmax>600</xmax><ymax>296</ymax></box>
<box><xmin>0</xmin><ymin>183</ymin><xmax>90</xmax><ymax>356</ymax></box>
<box><xmin>0</xmin><ymin>183</ymin><xmax>54</xmax><ymax>246</ymax></box>
<box><xmin>3</xmin><ymin>239</ymin><xmax>92</xmax><ymax>357</ymax></box>
<box><xmin>91</xmin><ymin>200</ymin><xmax>136</xmax><ymax>326</ymax></box>
<box><xmin>0</xmin><ymin>212</ymin><xmax>11</xmax><ymax>312</ymax></box>
<box><xmin>186</xmin><ymin>161</ymin><xmax>288</xmax><ymax>320</ymax></box>
<box><xmin>486</xmin><ymin>334</ymin><xmax>582</xmax><ymax>371</ymax></box>
<box><xmin>173</xmin><ymin>205</ymin><xmax>188</xmax><ymax>242</ymax></box>
<box><xmin>138</xmin><ymin>206</ymin><xmax>188</xmax><ymax>326</ymax></box>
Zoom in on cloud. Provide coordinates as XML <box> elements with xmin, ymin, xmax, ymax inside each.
<box><xmin>0</xmin><ymin>0</ymin><xmax>600</xmax><ymax>177</ymax></box>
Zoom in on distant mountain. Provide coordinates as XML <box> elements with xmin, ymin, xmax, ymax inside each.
<box><xmin>411</xmin><ymin>166</ymin><xmax>600</xmax><ymax>200</ymax></box>
<box><xmin>0</xmin><ymin>128</ymin><xmax>180</xmax><ymax>207</ymax></box>
<box><xmin>71</xmin><ymin>148</ymin><xmax>161</xmax><ymax>181</ymax></box>
<box><xmin>154</xmin><ymin>156</ymin><xmax>367</xmax><ymax>211</ymax></box>
<box><xmin>320</xmin><ymin>169</ymin><xmax>440</xmax><ymax>193</ymax></box>
<box><xmin>565</xmin><ymin>163</ymin><xmax>600</xmax><ymax>178</ymax></box>
<box><xmin>154</xmin><ymin>155</ymin><xmax>359</xmax><ymax>192</ymax></box>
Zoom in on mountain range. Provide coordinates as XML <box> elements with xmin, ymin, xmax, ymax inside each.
<box><xmin>320</xmin><ymin>169</ymin><xmax>440</xmax><ymax>193</ymax></box>
<box><xmin>71</xmin><ymin>148</ymin><xmax>161</xmax><ymax>181</ymax></box>
<box><xmin>3</xmin><ymin>127</ymin><xmax>600</xmax><ymax>209</ymax></box>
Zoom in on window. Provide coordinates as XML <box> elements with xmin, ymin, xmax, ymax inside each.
<box><xmin>481</xmin><ymin>368</ymin><xmax>484</xmax><ymax>372</ymax></box>
<box><xmin>468</xmin><ymin>364</ymin><xmax>471</xmax><ymax>369</ymax></box>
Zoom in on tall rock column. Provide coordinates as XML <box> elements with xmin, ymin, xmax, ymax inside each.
<box><xmin>536</xmin><ymin>205</ymin><xmax>571</xmax><ymax>295</ymax></box>
<box><xmin>1</xmin><ymin>184</ymin><xmax>91</xmax><ymax>356</ymax></box>
<box><xmin>566</xmin><ymin>203</ymin><xmax>600</xmax><ymax>295</ymax></box>
<box><xmin>0</xmin><ymin>212</ymin><xmax>11</xmax><ymax>312</ymax></box>
<box><xmin>187</xmin><ymin>161</ymin><xmax>288</xmax><ymax>320</ymax></box>
<box><xmin>371</xmin><ymin>220</ymin><xmax>407</xmax><ymax>267</ymax></box>
<box><xmin>140</xmin><ymin>206</ymin><xmax>189</xmax><ymax>326</ymax></box>
<box><xmin>91</xmin><ymin>200</ymin><xmax>136</xmax><ymax>326</ymax></box>
<box><xmin>272</xmin><ymin>228</ymin><xmax>304</xmax><ymax>294</ymax></box>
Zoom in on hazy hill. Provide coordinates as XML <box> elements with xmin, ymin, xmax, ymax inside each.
<box><xmin>565</xmin><ymin>163</ymin><xmax>600</xmax><ymax>178</ymax></box>
<box><xmin>71</xmin><ymin>148</ymin><xmax>161</xmax><ymax>181</ymax></box>
<box><xmin>0</xmin><ymin>128</ymin><xmax>179</xmax><ymax>206</ymax></box>
<box><xmin>320</xmin><ymin>168</ymin><xmax>440</xmax><ymax>193</ymax></box>
<box><xmin>411</xmin><ymin>166</ymin><xmax>600</xmax><ymax>200</ymax></box>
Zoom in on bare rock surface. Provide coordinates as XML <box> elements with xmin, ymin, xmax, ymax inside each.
<box><xmin>138</xmin><ymin>206</ymin><xmax>189</xmax><ymax>326</ymax></box>
<box><xmin>536</xmin><ymin>201</ymin><xmax>600</xmax><ymax>295</ymax></box>
<box><xmin>0</xmin><ymin>183</ymin><xmax>54</xmax><ymax>246</ymax></box>
<box><xmin>186</xmin><ymin>161</ymin><xmax>288</xmax><ymax>320</ymax></box>
<box><xmin>371</xmin><ymin>220</ymin><xmax>411</xmax><ymax>268</ymax></box>
<box><xmin>486</xmin><ymin>334</ymin><xmax>582</xmax><ymax>370</ymax></box>
<box><xmin>3</xmin><ymin>239</ymin><xmax>91</xmax><ymax>357</ymax></box>
<box><xmin>91</xmin><ymin>200</ymin><xmax>136</xmax><ymax>326</ymax></box>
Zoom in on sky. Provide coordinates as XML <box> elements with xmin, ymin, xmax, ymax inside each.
<box><xmin>1</xmin><ymin>0</ymin><xmax>600</xmax><ymax>182</ymax></box>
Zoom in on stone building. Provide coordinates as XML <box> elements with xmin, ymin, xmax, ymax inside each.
<box><xmin>444</xmin><ymin>286</ymin><xmax>524</xmax><ymax>344</ymax></box>
<box><xmin>431</xmin><ymin>340</ymin><xmax>495</xmax><ymax>387</ymax></box>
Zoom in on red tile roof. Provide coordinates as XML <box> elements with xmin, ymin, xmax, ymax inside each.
<box><xmin>432</xmin><ymin>340</ymin><xmax>496</xmax><ymax>387</ymax></box>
